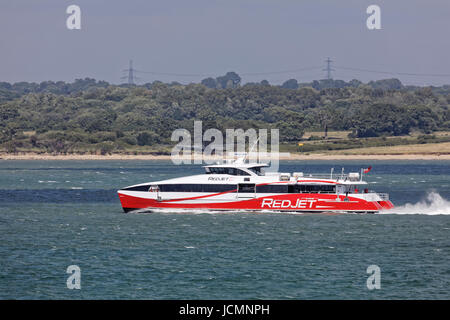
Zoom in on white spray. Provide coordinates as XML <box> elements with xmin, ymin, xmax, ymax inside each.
<box><xmin>387</xmin><ymin>192</ymin><xmax>450</xmax><ymax>215</ymax></box>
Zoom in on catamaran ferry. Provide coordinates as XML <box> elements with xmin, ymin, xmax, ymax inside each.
<box><xmin>117</xmin><ymin>158</ymin><xmax>394</xmax><ymax>213</ymax></box>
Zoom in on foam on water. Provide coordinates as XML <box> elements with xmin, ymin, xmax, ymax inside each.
<box><xmin>388</xmin><ymin>192</ymin><xmax>450</xmax><ymax>215</ymax></box>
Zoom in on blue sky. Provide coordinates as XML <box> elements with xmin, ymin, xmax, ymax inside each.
<box><xmin>1</xmin><ymin>0</ymin><xmax>450</xmax><ymax>85</ymax></box>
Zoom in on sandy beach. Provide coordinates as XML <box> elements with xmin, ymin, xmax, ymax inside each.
<box><xmin>1</xmin><ymin>152</ymin><xmax>449</xmax><ymax>161</ymax></box>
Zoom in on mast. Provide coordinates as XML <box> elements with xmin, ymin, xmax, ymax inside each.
<box><xmin>240</xmin><ymin>138</ymin><xmax>260</xmax><ymax>164</ymax></box>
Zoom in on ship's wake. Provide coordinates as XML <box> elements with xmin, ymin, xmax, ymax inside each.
<box><xmin>387</xmin><ymin>192</ymin><xmax>450</xmax><ymax>215</ymax></box>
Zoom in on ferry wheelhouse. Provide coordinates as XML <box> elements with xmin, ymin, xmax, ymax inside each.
<box><xmin>117</xmin><ymin>159</ymin><xmax>394</xmax><ymax>213</ymax></box>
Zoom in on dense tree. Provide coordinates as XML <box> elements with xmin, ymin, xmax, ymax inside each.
<box><xmin>368</xmin><ymin>78</ymin><xmax>403</xmax><ymax>90</ymax></box>
<box><xmin>281</xmin><ymin>79</ymin><xmax>299</xmax><ymax>89</ymax></box>
<box><xmin>216</xmin><ymin>72</ymin><xmax>241</xmax><ymax>89</ymax></box>
<box><xmin>201</xmin><ymin>77</ymin><xmax>217</xmax><ymax>89</ymax></box>
<box><xmin>350</xmin><ymin>103</ymin><xmax>412</xmax><ymax>137</ymax></box>
<box><xmin>137</xmin><ymin>131</ymin><xmax>160</xmax><ymax>146</ymax></box>
<box><xmin>0</xmin><ymin>77</ymin><xmax>448</xmax><ymax>153</ymax></box>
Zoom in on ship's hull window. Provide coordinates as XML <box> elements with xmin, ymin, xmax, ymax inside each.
<box><xmin>159</xmin><ymin>184</ymin><xmax>237</xmax><ymax>193</ymax></box>
<box><xmin>123</xmin><ymin>183</ymin><xmax>336</xmax><ymax>194</ymax></box>
<box><xmin>290</xmin><ymin>185</ymin><xmax>336</xmax><ymax>193</ymax></box>
<box><xmin>238</xmin><ymin>183</ymin><xmax>256</xmax><ymax>193</ymax></box>
<box><xmin>257</xmin><ymin>185</ymin><xmax>289</xmax><ymax>193</ymax></box>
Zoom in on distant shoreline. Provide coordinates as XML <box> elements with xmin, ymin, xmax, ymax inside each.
<box><xmin>1</xmin><ymin>153</ymin><xmax>449</xmax><ymax>161</ymax></box>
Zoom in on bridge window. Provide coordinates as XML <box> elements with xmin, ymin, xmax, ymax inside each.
<box><xmin>206</xmin><ymin>167</ymin><xmax>250</xmax><ymax>176</ymax></box>
<box><xmin>248</xmin><ymin>167</ymin><xmax>264</xmax><ymax>176</ymax></box>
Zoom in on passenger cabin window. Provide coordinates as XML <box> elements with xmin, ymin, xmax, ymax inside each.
<box><xmin>238</xmin><ymin>183</ymin><xmax>256</xmax><ymax>193</ymax></box>
<box><xmin>159</xmin><ymin>184</ymin><xmax>236</xmax><ymax>192</ymax></box>
<box><xmin>248</xmin><ymin>167</ymin><xmax>264</xmax><ymax>176</ymax></box>
<box><xmin>289</xmin><ymin>184</ymin><xmax>336</xmax><ymax>193</ymax></box>
<box><xmin>206</xmin><ymin>167</ymin><xmax>250</xmax><ymax>176</ymax></box>
<box><xmin>256</xmin><ymin>185</ymin><xmax>288</xmax><ymax>193</ymax></box>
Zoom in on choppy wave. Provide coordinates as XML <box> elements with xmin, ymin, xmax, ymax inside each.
<box><xmin>387</xmin><ymin>192</ymin><xmax>450</xmax><ymax>215</ymax></box>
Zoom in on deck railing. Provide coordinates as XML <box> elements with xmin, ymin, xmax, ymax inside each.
<box><xmin>295</xmin><ymin>173</ymin><xmax>344</xmax><ymax>180</ymax></box>
<box><xmin>295</xmin><ymin>173</ymin><xmax>359</xmax><ymax>181</ymax></box>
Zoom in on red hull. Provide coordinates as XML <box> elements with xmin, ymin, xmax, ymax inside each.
<box><xmin>118</xmin><ymin>192</ymin><xmax>394</xmax><ymax>213</ymax></box>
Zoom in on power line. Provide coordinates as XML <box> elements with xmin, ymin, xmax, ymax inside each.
<box><xmin>335</xmin><ymin>66</ymin><xmax>450</xmax><ymax>78</ymax></box>
<box><xmin>240</xmin><ymin>66</ymin><xmax>322</xmax><ymax>76</ymax></box>
<box><xmin>133</xmin><ymin>66</ymin><xmax>322</xmax><ymax>78</ymax></box>
<box><xmin>121</xmin><ymin>59</ymin><xmax>450</xmax><ymax>83</ymax></box>
<box><xmin>134</xmin><ymin>70</ymin><xmax>215</xmax><ymax>77</ymax></box>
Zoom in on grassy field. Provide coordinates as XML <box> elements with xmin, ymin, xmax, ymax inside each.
<box><xmin>2</xmin><ymin>130</ymin><xmax>450</xmax><ymax>158</ymax></box>
<box><xmin>2</xmin><ymin>142</ymin><xmax>450</xmax><ymax>160</ymax></box>
<box><xmin>302</xmin><ymin>131</ymin><xmax>352</xmax><ymax>140</ymax></box>
<box><xmin>280</xmin><ymin>131</ymin><xmax>450</xmax><ymax>154</ymax></box>
<box><xmin>318</xmin><ymin>142</ymin><xmax>450</xmax><ymax>155</ymax></box>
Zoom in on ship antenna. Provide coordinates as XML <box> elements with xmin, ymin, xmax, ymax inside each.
<box><xmin>241</xmin><ymin>138</ymin><xmax>259</xmax><ymax>163</ymax></box>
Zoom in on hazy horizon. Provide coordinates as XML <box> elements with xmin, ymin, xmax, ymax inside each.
<box><xmin>1</xmin><ymin>0</ymin><xmax>450</xmax><ymax>86</ymax></box>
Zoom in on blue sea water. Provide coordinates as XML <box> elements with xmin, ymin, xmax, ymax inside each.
<box><xmin>0</xmin><ymin>160</ymin><xmax>449</xmax><ymax>299</ymax></box>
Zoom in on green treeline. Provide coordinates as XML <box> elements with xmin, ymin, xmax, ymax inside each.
<box><xmin>0</xmin><ymin>76</ymin><xmax>449</xmax><ymax>154</ymax></box>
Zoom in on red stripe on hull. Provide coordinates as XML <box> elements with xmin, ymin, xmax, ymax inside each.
<box><xmin>377</xmin><ymin>200</ymin><xmax>395</xmax><ymax>210</ymax></box>
<box><xmin>118</xmin><ymin>192</ymin><xmax>386</xmax><ymax>213</ymax></box>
